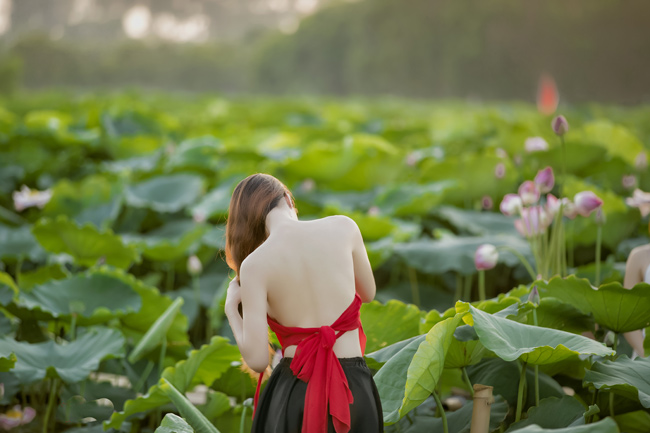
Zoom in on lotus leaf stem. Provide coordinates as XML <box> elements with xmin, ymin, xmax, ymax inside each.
<box><xmin>407</xmin><ymin>267</ymin><xmax>421</xmax><ymax>308</ymax></box>
<box><xmin>515</xmin><ymin>361</ymin><xmax>527</xmax><ymax>422</ymax></box>
<box><xmin>532</xmin><ymin>309</ymin><xmax>540</xmax><ymax>406</ymax></box>
<box><xmin>239</xmin><ymin>405</ymin><xmax>248</xmax><ymax>433</ymax></box>
<box><xmin>15</xmin><ymin>257</ymin><xmax>23</xmax><ymax>286</ymax></box>
<box><xmin>495</xmin><ymin>246</ymin><xmax>536</xmax><ymax>281</ymax></box>
<box><xmin>43</xmin><ymin>378</ymin><xmax>60</xmax><ymax>433</ymax></box>
<box><xmin>432</xmin><ymin>390</ymin><xmax>448</xmax><ymax>433</ymax></box>
<box><xmin>166</xmin><ymin>263</ymin><xmax>175</xmax><ymax>292</ymax></box>
<box><xmin>595</xmin><ymin>225</ymin><xmax>602</xmax><ymax>286</ymax></box>
<box><xmin>455</xmin><ymin>274</ymin><xmax>463</xmax><ymax>301</ymax></box>
<box><xmin>158</xmin><ymin>337</ymin><xmax>167</xmax><ymax>379</ymax></box>
<box><xmin>560</xmin><ymin>136</ymin><xmax>566</xmax><ymax>198</ymax></box>
<box><xmin>462</xmin><ymin>367</ymin><xmax>474</xmax><ymax>397</ymax></box>
<box><xmin>135</xmin><ymin>360</ymin><xmax>155</xmax><ymax>393</ymax></box>
<box><xmin>478</xmin><ymin>270</ymin><xmax>486</xmax><ymax>302</ymax></box>
<box><xmin>463</xmin><ymin>274</ymin><xmax>473</xmax><ymax>302</ymax></box>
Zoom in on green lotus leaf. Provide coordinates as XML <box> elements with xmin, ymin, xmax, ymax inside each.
<box><xmin>530</xmin><ymin>297</ymin><xmax>595</xmax><ymax>335</ymax></box>
<box><xmin>374</xmin><ymin>181</ymin><xmax>456</xmax><ymax>217</ymax></box>
<box><xmin>0</xmin><ymin>353</ymin><xmax>16</xmax><ymax>372</ymax></box>
<box><xmin>0</xmin><ymin>224</ymin><xmax>45</xmax><ymax>261</ymax></box>
<box><xmin>613</xmin><ymin>410</ymin><xmax>650</xmax><ymax>433</ymax></box>
<box><xmin>160</xmin><ymin>379</ymin><xmax>220</xmax><ymax>433</ymax></box>
<box><xmin>0</xmin><ymin>327</ymin><xmax>125</xmax><ymax>384</ymax></box>
<box><xmin>105</xmin><ymin>336</ymin><xmax>239</xmax><ymax>430</ymax></box>
<box><xmin>434</xmin><ymin>205</ymin><xmax>520</xmax><ymax>236</ymax></box>
<box><xmin>394</xmin><ymin>234</ymin><xmax>532</xmax><ymax>276</ymax></box>
<box><xmin>466</xmin><ymin>358</ymin><xmax>564</xmax><ymax>407</ymax></box>
<box><xmin>365</xmin><ymin>237</ymin><xmax>394</xmax><ymax>270</ymax></box>
<box><xmin>109</xmin><ymin>136</ymin><xmax>161</xmax><ymax>159</ymax></box>
<box><xmin>578</xmin><ymin>120</ymin><xmax>644</xmax><ymax>166</ymax></box>
<box><xmin>395</xmin><ymin>395</ymin><xmax>509</xmax><ymax>433</ymax></box>
<box><xmin>505</xmin><ymin>396</ymin><xmax>587</xmax><ymax>432</ymax></box>
<box><xmin>538</xmin><ymin>276</ymin><xmax>650</xmax><ymax>333</ymax></box>
<box><xmin>125</xmin><ymin>174</ymin><xmax>204</xmax><ymax>213</ymax></box>
<box><xmin>292</xmin><ymin>189</ymin><xmax>378</xmax><ymax>213</ymax></box>
<box><xmin>201</xmin><ymin>225</ymin><xmax>226</xmax><ymax>250</ymax></box>
<box><xmin>114</xmin><ymin>271</ymin><xmax>190</xmax><ymax>359</ymax></box>
<box><xmin>190</xmin><ymin>179</ymin><xmax>237</xmax><ymax>220</ymax></box>
<box><xmin>155</xmin><ymin>413</ymin><xmax>194</xmax><ymax>433</ymax></box>
<box><xmin>464</xmin><ymin>304</ymin><xmax>614</xmax><ymax>364</ymax></box>
<box><xmin>17</xmin><ymin>264</ymin><xmax>67</xmax><ymax>290</ymax></box>
<box><xmin>365</xmin><ymin>334</ymin><xmax>426</xmax><ymax>371</ymax></box>
<box><xmin>398</xmin><ymin>314</ymin><xmax>464</xmax><ymax>419</ymax></box>
<box><xmin>199</xmin><ymin>391</ymin><xmax>231</xmax><ymax>422</ymax></box>
<box><xmin>5</xmin><ymin>270</ymin><xmax>142</xmax><ymax>324</ymax></box>
<box><xmin>128</xmin><ymin>297</ymin><xmax>184</xmax><ymax>363</ymax></box>
<box><xmin>509</xmin><ymin>418</ymin><xmax>619</xmax><ymax>433</ymax></box>
<box><xmin>360</xmin><ymin>299</ymin><xmax>423</xmax><ymax>354</ymax></box>
<box><xmin>166</xmin><ymin>136</ymin><xmax>223</xmax><ymax>173</ymax></box>
<box><xmin>32</xmin><ymin>216</ymin><xmax>139</xmax><ymax>269</ymax></box>
<box><xmin>444</xmin><ymin>338</ymin><xmax>488</xmax><ymax>369</ymax></box>
<box><xmin>583</xmin><ymin>355</ymin><xmax>650</xmax><ymax>408</ymax></box>
<box><xmin>123</xmin><ymin>220</ymin><xmax>207</xmax><ymax>262</ymax></box>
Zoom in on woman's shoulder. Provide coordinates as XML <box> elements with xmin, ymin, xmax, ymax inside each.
<box><xmin>318</xmin><ymin>214</ymin><xmax>360</xmax><ymax>232</ymax></box>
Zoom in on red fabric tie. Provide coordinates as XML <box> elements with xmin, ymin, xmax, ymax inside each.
<box><xmin>253</xmin><ymin>293</ymin><xmax>366</xmax><ymax>433</ymax></box>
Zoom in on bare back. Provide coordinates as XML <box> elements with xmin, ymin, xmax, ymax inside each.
<box><xmin>244</xmin><ymin>215</ymin><xmax>366</xmax><ymax>358</ymax></box>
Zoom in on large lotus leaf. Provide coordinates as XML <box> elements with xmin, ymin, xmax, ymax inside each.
<box><xmin>563</xmin><ymin>177</ymin><xmax>638</xmax><ymax>250</ymax></box>
<box><xmin>0</xmin><ymin>224</ymin><xmax>45</xmax><ymax>261</ymax></box>
<box><xmin>109</xmin><ymin>136</ymin><xmax>161</xmax><ymax>159</ymax></box>
<box><xmin>444</xmin><ymin>339</ymin><xmax>488</xmax><ymax>369</ymax></box>
<box><xmin>42</xmin><ymin>175</ymin><xmax>123</xmax><ymax>229</ymax></box>
<box><xmin>105</xmin><ymin>336</ymin><xmax>239</xmax><ymax>430</ymax></box>
<box><xmin>360</xmin><ymin>300</ymin><xmax>423</xmax><ymax>354</ymax></box>
<box><xmin>190</xmin><ymin>179</ymin><xmax>237</xmax><ymax>220</ymax></box>
<box><xmin>165</xmin><ymin>136</ymin><xmax>223</xmax><ymax>172</ymax></box>
<box><xmin>292</xmin><ymin>189</ymin><xmax>378</xmax><ymax>213</ymax></box>
<box><xmin>365</xmin><ymin>335</ymin><xmax>426</xmax><ymax>371</ymax></box>
<box><xmin>102</xmin><ymin>152</ymin><xmax>162</xmax><ymax>174</ymax></box>
<box><xmin>466</xmin><ymin>358</ymin><xmax>564</xmax><ymax>407</ymax></box>
<box><xmin>115</xmin><ymin>271</ymin><xmax>190</xmax><ymax>359</ymax></box>
<box><xmin>613</xmin><ymin>410</ymin><xmax>650</xmax><ymax>433</ymax></box>
<box><xmin>201</xmin><ymin>225</ymin><xmax>226</xmax><ymax>250</ymax></box>
<box><xmin>434</xmin><ymin>206</ymin><xmax>520</xmax><ymax>236</ymax></box>
<box><xmin>505</xmin><ymin>396</ymin><xmax>586</xmax><ymax>432</ymax></box>
<box><xmin>155</xmin><ymin>413</ymin><xmax>194</xmax><ymax>433</ymax></box>
<box><xmin>538</xmin><ymin>276</ymin><xmax>650</xmax><ymax>333</ymax></box>
<box><xmin>32</xmin><ymin>216</ymin><xmax>139</xmax><ymax>269</ymax></box>
<box><xmin>281</xmin><ymin>141</ymin><xmax>358</xmax><ymax>182</ymax></box>
<box><xmin>365</xmin><ymin>237</ymin><xmax>394</xmax><ymax>270</ymax></box>
<box><xmin>123</xmin><ymin>220</ymin><xmax>207</xmax><ymax>262</ymax></box>
<box><xmin>530</xmin><ymin>297</ymin><xmax>595</xmax><ymax>334</ymax></box>
<box><xmin>510</xmin><ymin>418</ymin><xmax>619</xmax><ymax>433</ymax></box>
<box><xmin>578</xmin><ymin>120</ymin><xmax>644</xmax><ymax>166</ymax></box>
<box><xmin>520</xmin><ymin>143</ymin><xmax>608</xmax><ymax>179</ymax></box>
<box><xmin>393</xmin><ymin>395</ymin><xmax>509</xmax><ymax>433</ymax></box>
<box><xmin>0</xmin><ymin>353</ymin><xmax>16</xmax><ymax>371</ymax></box>
<box><xmin>6</xmin><ymin>271</ymin><xmax>142</xmax><ymax>324</ymax></box>
<box><xmin>0</xmin><ymin>327</ymin><xmax>125</xmax><ymax>384</ymax></box>
<box><xmin>17</xmin><ymin>264</ymin><xmax>67</xmax><ymax>290</ymax></box>
<box><xmin>374</xmin><ymin>181</ymin><xmax>456</xmax><ymax>217</ymax></box>
<box><xmin>394</xmin><ymin>234</ymin><xmax>532</xmax><ymax>276</ymax></box>
<box><xmin>583</xmin><ymin>355</ymin><xmax>650</xmax><ymax>408</ymax></box>
<box><xmin>463</xmin><ymin>304</ymin><xmax>614</xmax><ymax>364</ymax></box>
<box><xmin>128</xmin><ymin>297</ymin><xmax>184</xmax><ymax>363</ymax></box>
<box><xmin>125</xmin><ymin>174</ymin><xmax>204</xmax><ymax>213</ymax></box>
<box><xmin>398</xmin><ymin>314</ymin><xmax>464</xmax><ymax>420</ymax></box>
<box><xmin>160</xmin><ymin>379</ymin><xmax>220</xmax><ymax>433</ymax></box>
<box><xmin>329</xmin><ymin>210</ymin><xmax>415</xmax><ymax>242</ymax></box>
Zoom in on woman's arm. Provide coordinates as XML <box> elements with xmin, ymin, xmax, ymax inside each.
<box><xmin>341</xmin><ymin>216</ymin><xmax>376</xmax><ymax>303</ymax></box>
<box><xmin>623</xmin><ymin>247</ymin><xmax>645</xmax><ymax>357</ymax></box>
<box><xmin>224</xmin><ymin>259</ymin><xmax>270</xmax><ymax>373</ymax></box>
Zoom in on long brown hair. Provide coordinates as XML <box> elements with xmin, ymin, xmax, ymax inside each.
<box><xmin>225</xmin><ymin>173</ymin><xmax>296</xmax><ymax>278</ymax></box>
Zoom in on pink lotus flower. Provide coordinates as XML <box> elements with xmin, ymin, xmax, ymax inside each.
<box><xmin>635</xmin><ymin>152</ymin><xmax>648</xmax><ymax>171</ymax></box>
<box><xmin>574</xmin><ymin>191</ymin><xmax>603</xmax><ymax>217</ymax></box>
<box><xmin>626</xmin><ymin>189</ymin><xmax>650</xmax><ymax>217</ymax></box>
<box><xmin>475</xmin><ymin>244</ymin><xmax>498</xmax><ymax>271</ymax></box>
<box><xmin>515</xmin><ymin>206</ymin><xmax>550</xmax><ymax>237</ymax></box>
<box><xmin>500</xmin><ymin>194</ymin><xmax>523</xmax><ymax>216</ymax></box>
<box><xmin>595</xmin><ymin>208</ymin><xmax>606</xmax><ymax>225</ymax></box>
<box><xmin>561</xmin><ymin>198</ymin><xmax>579</xmax><ymax>219</ymax></box>
<box><xmin>518</xmin><ymin>181</ymin><xmax>540</xmax><ymax>205</ymax></box>
<box><xmin>0</xmin><ymin>406</ymin><xmax>36</xmax><ymax>430</ymax></box>
<box><xmin>545</xmin><ymin>194</ymin><xmax>561</xmax><ymax>217</ymax></box>
<box><xmin>552</xmin><ymin>115</ymin><xmax>569</xmax><ymax>136</ymax></box>
<box><xmin>524</xmin><ymin>137</ymin><xmax>549</xmax><ymax>153</ymax></box>
<box><xmin>481</xmin><ymin>196</ymin><xmax>493</xmax><ymax>210</ymax></box>
<box><xmin>534</xmin><ymin>167</ymin><xmax>555</xmax><ymax>193</ymax></box>
<box><xmin>528</xmin><ymin>285</ymin><xmax>540</xmax><ymax>306</ymax></box>
<box><xmin>494</xmin><ymin>163</ymin><xmax>506</xmax><ymax>179</ymax></box>
<box><xmin>12</xmin><ymin>185</ymin><xmax>53</xmax><ymax>212</ymax></box>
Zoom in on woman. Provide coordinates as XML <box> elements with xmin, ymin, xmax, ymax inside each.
<box><xmin>623</xmin><ymin>243</ymin><xmax>650</xmax><ymax>358</ymax></box>
<box><xmin>224</xmin><ymin>173</ymin><xmax>383</xmax><ymax>433</ymax></box>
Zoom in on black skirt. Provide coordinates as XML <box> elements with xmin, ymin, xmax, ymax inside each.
<box><xmin>252</xmin><ymin>357</ymin><xmax>384</xmax><ymax>433</ymax></box>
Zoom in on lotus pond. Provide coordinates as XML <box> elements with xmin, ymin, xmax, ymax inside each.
<box><xmin>0</xmin><ymin>93</ymin><xmax>650</xmax><ymax>433</ymax></box>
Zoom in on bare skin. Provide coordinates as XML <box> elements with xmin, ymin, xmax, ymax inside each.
<box><xmin>622</xmin><ymin>243</ymin><xmax>650</xmax><ymax>357</ymax></box>
<box><xmin>225</xmin><ymin>195</ymin><xmax>377</xmax><ymax>373</ymax></box>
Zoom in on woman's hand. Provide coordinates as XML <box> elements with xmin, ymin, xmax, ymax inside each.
<box><xmin>225</xmin><ymin>277</ymin><xmax>242</xmax><ymax>314</ymax></box>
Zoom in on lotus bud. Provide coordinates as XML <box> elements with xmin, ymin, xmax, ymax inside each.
<box><xmin>625</xmin><ymin>188</ymin><xmax>650</xmax><ymax>217</ymax></box>
<box><xmin>192</xmin><ymin>210</ymin><xmax>207</xmax><ymax>223</ymax></box>
<box><xmin>574</xmin><ymin>191</ymin><xmax>603</xmax><ymax>217</ymax></box>
<box><xmin>496</xmin><ymin>148</ymin><xmax>508</xmax><ymax>159</ymax></box>
<box><xmin>481</xmin><ymin>195</ymin><xmax>493</xmax><ymax>210</ymax></box>
<box><xmin>524</xmin><ymin>137</ymin><xmax>549</xmax><ymax>153</ymax></box>
<box><xmin>635</xmin><ymin>152</ymin><xmax>648</xmax><ymax>171</ymax></box>
<box><xmin>0</xmin><ymin>406</ymin><xmax>37</xmax><ymax>430</ymax></box>
<box><xmin>518</xmin><ymin>180</ymin><xmax>540</xmax><ymax>205</ymax></box>
<box><xmin>474</xmin><ymin>244</ymin><xmax>499</xmax><ymax>271</ymax></box>
<box><xmin>515</xmin><ymin>206</ymin><xmax>549</xmax><ymax>237</ymax></box>
<box><xmin>534</xmin><ymin>167</ymin><xmax>555</xmax><ymax>193</ymax></box>
<box><xmin>604</xmin><ymin>331</ymin><xmax>616</xmax><ymax>347</ymax></box>
<box><xmin>494</xmin><ymin>163</ymin><xmax>506</xmax><ymax>179</ymax></box>
<box><xmin>552</xmin><ymin>115</ymin><xmax>569</xmax><ymax>136</ymax></box>
<box><xmin>528</xmin><ymin>285</ymin><xmax>540</xmax><ymax>306</ymax></box>
<box><xmin>367</xmin><ymin>206</ymin><xmax>380</xmax><ymax>216</ymax></box>
<box><xmin>622</xmin><ymin>174</ymin><xmax>637</xmax><ymax>190</ymax></box>
<box><xmin>187</xmin><ymin>255</ymin><xmax>203</xmax><ymax>276</ymax></box>
<box><xmin>243</xmin><ymin>398</ymin><xmax>254</xmax><ymax>408</ymax></box>
<box><xmin>500</xmin><ymin>194</ymin><xmax>523</xmax><ymax>216</ymax></box>
<box><xmin>546</xmin><ymin>194</ymin><xmax>561</xmax><ymax>217</ymax></box>
<box><xmin>595</xmin><ymin>208</ymin><xmax>606</xmax><ymax>226</ymax></box>
<box><xmin>561</xmin><ymin>198</ymin><xmax>578</xmax><ymax>219</ymax></box>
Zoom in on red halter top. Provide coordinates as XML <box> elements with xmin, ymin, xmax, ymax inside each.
<box><xmin>253</xmin><ymin>293</ymin><xmax>366</xmax><ymax>433</ymax></box>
